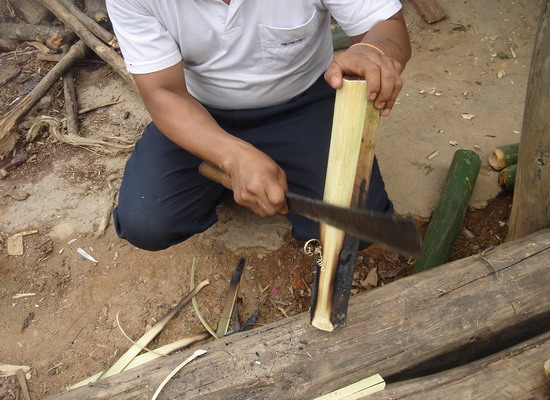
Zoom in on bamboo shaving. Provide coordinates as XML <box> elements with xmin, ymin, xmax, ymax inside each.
<box><xmin>26</xmin><ymin>116</ymin><xmax>134</xmax><ymax>155</ymax></box>
<box><xmin>151</xmin><ymin>349</ymin><xmax>207</xmax><ymax>400</ymax></box>
<box><xmin>100</xmin><ymin>280</ymin><xmax>209</xmax><ymax>378</ymax></box>
<box><xmin>115</xmin><ymin>313</ymin><xmax>162</xmax><ymax>356</ymax></box>
<box><xmin>313</xmin><ymin>374</ymin><xmax>385</xmax><ymax>399</ymax></box>
<box><xmin>190</xmin><ymin>257</ymin><xmax>219</xmax><ymax>338</ymax></box>
<box><xmin>70</xmin><ymin>332</ymin><xmax>209</xmax><ymax>389</ymax></box>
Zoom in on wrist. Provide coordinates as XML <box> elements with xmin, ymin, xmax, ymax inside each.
<box><xmin>350</xmin><ymin>42</ymin><xmax>385</xmax><ymax>56</ymax></box>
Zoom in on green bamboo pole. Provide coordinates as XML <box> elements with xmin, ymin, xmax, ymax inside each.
<box><xmin>332</xmin><ymin>27</ymin><xmax>353</xmax><ymax>51</ymax></box>
<box><xmin>498</xmin><ymin>164</ymin><xmax>517</xmax><ymax>191</ymax></box>
<box><xmin>488</xmin><ymin>143</ymin><xmax>519</xmax><ymax>171</ymax></box>
<box><xmin>413</xmin><ymin>150</ymin><xmax>481</xmax><ymax>273</ymax></box>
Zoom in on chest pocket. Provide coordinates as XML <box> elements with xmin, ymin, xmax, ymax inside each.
<box><xmin>258</xmin><ymin>10</ymin><xmax>318</xmax><ymax>73</ymax></box>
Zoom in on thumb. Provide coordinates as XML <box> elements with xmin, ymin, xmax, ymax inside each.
<box><xmin>324</xmin><ymin>60</ymin><xmax>344</xmax><ymax>89</ymax></box>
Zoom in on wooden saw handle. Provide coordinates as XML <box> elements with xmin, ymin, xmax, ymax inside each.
<box><xmin>198</xmin><ymin>161</ymin><xmax>233</xmax><ymax>190</ymax></box>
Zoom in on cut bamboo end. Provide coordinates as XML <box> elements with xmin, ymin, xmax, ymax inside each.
<box><xmin>488</xmin><ymin>143</ymin><xmax>519</xmax><ymax>170</ymax></box>
<box><xmin>311</xmin><ymin>79</ymin><xmax>379</xmax><ymax>331</ymax></box>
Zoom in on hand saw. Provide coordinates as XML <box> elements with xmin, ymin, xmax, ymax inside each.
<box><xmin>198</xmin><ymin>161</ymin><xmax>422</xmax><ymax>258</ymax></box>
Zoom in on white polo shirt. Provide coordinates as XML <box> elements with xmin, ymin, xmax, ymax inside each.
<box><xmin>106</xmin><ymin>0</ymin><xmax>402</xmax><ymax>109</ymax></box>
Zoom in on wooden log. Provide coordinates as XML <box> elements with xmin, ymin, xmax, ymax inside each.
<box><xmin>498</xmin><ymin>164</ymin><xmax>517</xmax><ymax>191</ymax></box>
<box><xmin>508</xmin><ymin>0</ymin><xmax>550</xmax><ymax>240</ymax></box>
<box><xmin>0</xmin><ymin>23</ymin><xmax>74</xmax><ymax>49</ymax></box>
<box><xmin>37</xmin><ymin>0</ymin><xmax>132</xmax><ymax>87</ymax></box>
<box><xmin>489</xmin><ymin>143</ymin><xmax>520</xmax><ymax>171</ymax></box>
<box><xmin>62</xmin><ymin>43</ymin><xmax>79</xmax><ymax>137</ymax></box>
<box><xmin>84</xmin><ymin>0</ymin><xmax>109</xmax><ymax>26</ymax></box>
<box><xmin>46</xmin><ymin>229</ymin><xmax>550</xmax><ymax>399</ymax></box>
<box><xmin>410</xmin><ymin>0</ymin><xmax>446</xmax><ymax>24</ymax></box>
<box><xmin>10</xmin><ymin>0</ymin><xmax>51</xmax><ymax>24</ymax></box>
<box><xmin>57</xmin><ymin>0</ymin><xmax>118</xmax><ymax>48</ymax></box>
<box><xmin>311</xmin><ymin>79</ymin><xmax>379</xmax><ymax>332</ymax></box>
<box><xmin>412</xmin><ymin>149</ymin><xmax>481</xmax><ymax>273</ymax></box>
<box><xmin>0</xmin><ymin>38</ymin><xmax>18</xmax><ymax>52</ymax></box>
<box><xmin>368</xmin><ymin>331</ymin><xmax>550</xmax><ymax>400</ymax></box>
<box><xmin>0</xmin><ymin>40</ymin><xmax>87</xmax><ymax>157</ymax></box>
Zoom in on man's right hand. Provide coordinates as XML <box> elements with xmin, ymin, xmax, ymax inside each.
<box><xmin>223</xmin><ymin>145</ymin><xmax>289</xmax><ymax>217</ymax></box>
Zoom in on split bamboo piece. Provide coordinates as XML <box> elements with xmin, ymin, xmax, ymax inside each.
<box><xmin>311</xmin><ymin>79</ymin><xmax>379</xmax><ymax>332</ymax></box>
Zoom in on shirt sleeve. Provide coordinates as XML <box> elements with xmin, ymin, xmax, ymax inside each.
<box><xmin>106</xmin><ymin>0</ymin><xmax>182</xmax><ymax>74</ymax></box>
<box><xmin>323</xmin><ymin>0</ymin><xmax>403</xmax><ymax>37</ymax></box>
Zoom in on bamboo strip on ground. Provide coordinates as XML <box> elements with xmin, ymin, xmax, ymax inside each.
<box><xmin>46</xmin><ymin>229</ymin><xmax>550</xmax><ymax>400</ymax></box>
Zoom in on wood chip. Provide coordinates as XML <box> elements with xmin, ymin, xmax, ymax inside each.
<box><xmin>461</xmin><ymin>113</ymin><xmax>475</xmax><ymax>120</ymax></box>
<box><xmin>7</xmin><ymin>230</ymin><xmax>38</xmax><ymax>256</ymax></box>
<box><xmin>361</xmin><ymin>267</ymin><xmax>378</xmax><ymax>288</ymax></box>
<box><xmin>6</xmin><ymin>189</ymin><xmax>29</xmax><ymax>200</ymax></box>
<box><xmin>427</xmin><ymin>150</ymin><xmax>439</xmax><ymax>160</ymax></box>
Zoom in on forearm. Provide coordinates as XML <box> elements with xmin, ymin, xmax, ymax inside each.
<box><xmin>139</xmin><ymin>85</ymin><xmax>253</xmax><ymax>173</ymax></box>
<box><xmin>352</xmin><ymin>12</ymin><xmax>411</xmax><ymax>72</ymax></box>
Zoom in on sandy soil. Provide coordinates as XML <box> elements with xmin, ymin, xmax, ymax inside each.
<box><xmin>0</xmin><ymin>0</ymin><xmax>541</xmax><ymax>398</ymax></box>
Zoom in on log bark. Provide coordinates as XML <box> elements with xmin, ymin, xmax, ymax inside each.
<box><xmin>84</xmin><ymin>0</ymin><xmax>109</xmax><ymax>26</ymax></box>
<box><xmin>412</xmin><ymin>149</ymin><xmax>481</xmax><ymax>273</ymax></box>
<box><xmin>0</xmin><ymin>23</ymin><xmax>74</xmax><ymax>49</ymax></box>
<box><xmin>410</xmin><ymin>0</ymin><xmax>446</xmax><ymax>24</ymax></box>
<box><xmin>46</xmin><ymin>229</ymin><xmax>550</xmax><ymax>399</ymax></box>
<box><xmin>0</xmin><ymin>40</ymin><xmax>87</xmax><ymax>157</ymax></box>
<box><xmin>57</xmin><ymin>0</ymin><xmax>118</xmax><ymax>47</ymax></box>
<box><xmin>508</xmin><ymin>0</ymin><xmax>550</xmax><ymax>240</ymax></box>
<box><xmin>37</xmin><ymin>0</ymin><xmax>133</xmax><ymax>87</ymax></box>
<box><xmin>10</xmin><ymin>0</ymin><xmax>51</xmax><ymax>24</ymax></box>
<box><xmin>62</xmin><ymin>44</ymin><xmax>79</xmax><ymax>137</ymax></box>
<box><xmin>368</xmin><ymin>331</ymin><xmax>550</xmax><ymax>400</ymax></box>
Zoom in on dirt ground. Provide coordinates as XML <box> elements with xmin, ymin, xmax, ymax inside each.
<box><xmin>0</xmin><ymin>0</ymin><xmax>541</xmax><ymax>398</ymax></box>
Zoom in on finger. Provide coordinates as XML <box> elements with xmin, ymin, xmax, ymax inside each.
<box><xmin>363</xmin><ymin>62</ymin><xmax>382</xmax><ymax>102</ymax></box>
<box><xmin>373</xmin><ymin>63</ymin><xmax>397</xmax><ymax>110</ymax></box>
<box><xmin>324</xmin><ymin>59</ymin><xmax>344</xmax><ymax>89</ymax></box>
<box><xmin>265</xmin><ymin>184</ymin><xmax>288</xmax><ymax>215</ymax></box>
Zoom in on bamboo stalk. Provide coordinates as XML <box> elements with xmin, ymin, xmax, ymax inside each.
<box><xmin>498</xmin><ymin>164</ymin><xmax>517</xmax><ymax>191</ymax></box>
<box><xmin>311</xmin><ymin>79</ymin><xmax>379</xmax><ymax>331</ymax></box>
<box><xmin>412</xmin><ymin>150</ymin><xmax>481</xmax><ymax>273</ymax></box>
<box><xmin>488</xmin><ymin>143</ymin><xmax>519</xmax><ymax>171</ymax></box>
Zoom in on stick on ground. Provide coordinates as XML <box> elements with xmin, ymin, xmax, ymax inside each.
<box><xmin>0</xmin><ymin>40</ymin><xmax>87</xmax><ymax>157</ymax></box>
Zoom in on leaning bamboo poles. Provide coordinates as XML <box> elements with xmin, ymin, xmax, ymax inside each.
<box><xmin>311</xmin><ymin>79</ymin><xmax>380</xmax><ymax>331</ymax></box>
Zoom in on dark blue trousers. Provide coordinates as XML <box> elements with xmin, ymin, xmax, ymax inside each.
<box><xmin>113</xmin><ymin>76</ymin><xmax>392</xmax><ymax>251</ymax></box>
